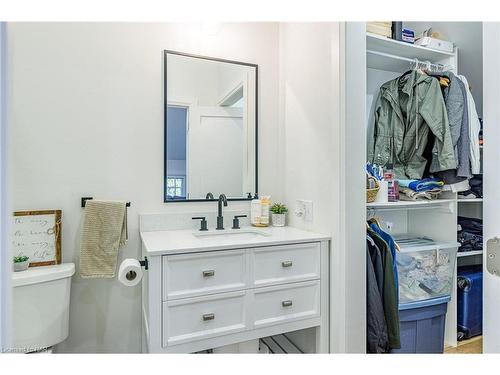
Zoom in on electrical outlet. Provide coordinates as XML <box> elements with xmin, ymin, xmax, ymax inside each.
<box><xmin>295</xmin><ymin>200</ymin><xmax>313</xmax><ymax>222</ymax></box>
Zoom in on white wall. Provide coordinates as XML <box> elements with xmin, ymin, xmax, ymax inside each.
<box><xmin>405</xmin><ymin>22</ymin><xmax>483</xmax><ymax>116</ymax></box>
<box><xmin>280</xmin><ymin>23</ymin><xmax>337</xmax><ymax>235</ymax></box>
<box><xmin>279</xmin><ymin>22</ymin><xmax>365</xmax><ymax>353</ymax></box>
<box><xmin>167</xmin><ymin>55</ymin><xmax>220</xmax><ymax>105</ymax></box>
<box><xmin>279</xmin><ymin>23</ymin><xmax>339</xmax><ymax>354</ymax></box>
<box><xmin>7</xmin><ymin>22</ymin><xmax>282</xmax><ymax>353</ymax></box>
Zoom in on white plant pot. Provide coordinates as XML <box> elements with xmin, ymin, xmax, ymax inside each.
<box><xmin>13</xmin><ymin>260</ymin><xmax>29</xmax><ymax>272</ymax></box>
<box><xmin>272</xmin><ymin>213</ymin><xmax>286</xmax><ymax>227</ymax></box>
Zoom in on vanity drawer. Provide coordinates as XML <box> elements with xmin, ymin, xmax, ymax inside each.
<box><xmin>162</xmin><ymin>250</ymin><xmax>248</xmax><ymax>300</ymax></box>
<box><xmin>251</xmin><ymin>243</ymin><xmax>320</xmax><ymax>287</ymax></box>
<box><xmin>163</xmin><ymin>290</ymin><xmax>248</xmax><ymax>347</ymax></box>
<box><xmin>252</xmin><ymin>280</ymin><xmax>320</xmax><ymax>329</ymax></box>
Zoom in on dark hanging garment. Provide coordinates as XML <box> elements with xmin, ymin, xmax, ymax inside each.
<box><xmin>368</xmin><ymin>220</ymin><xmax>399</xmax><ymax>295</ymax></box>
<box><xmin>367</xmin><ymin>229</ymin><xmax>401</xmax><ymax>350</ymax></box>
<box><xmin>366</xmin><ymin>242</ymin><xmax>389</xmax><ymax>353</ymax></box>
<box><xmin>367</xmin><ymin>235</ymin><xmax>384</xmax><ymax>296</ymax></box>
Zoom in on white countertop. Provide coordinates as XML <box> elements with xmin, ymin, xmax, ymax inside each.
<box><xmin>141</xmin><ymin>226</ymin><xmax>330</xmax><ymax>256</ymax></box>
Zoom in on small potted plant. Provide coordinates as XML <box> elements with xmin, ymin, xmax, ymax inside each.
<box><xmin>13</xmin><ymin>256</ymin><xmax>30</xmax><ymax>272</ymax></box>
<box><xmin>270</xmin><ymin>203</ymin><xmax>288</xmax><ymax>227</ymax></box>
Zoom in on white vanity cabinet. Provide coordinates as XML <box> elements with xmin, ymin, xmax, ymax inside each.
<box><xmin>140</xmin><ymin>226</ymin><xmax>330</xmax><ymax>353</ymax></box>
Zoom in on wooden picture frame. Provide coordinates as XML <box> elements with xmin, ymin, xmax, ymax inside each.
<box><xmin>12</xmin><ymin>210</ymin><xmax>62</xmax><ymax>267</ymax></box>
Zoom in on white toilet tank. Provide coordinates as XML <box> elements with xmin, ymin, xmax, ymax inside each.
<box><xmin>12</xmin><ymin>263</ymin><xmax>75</xmax><ymax>353</ymax></box>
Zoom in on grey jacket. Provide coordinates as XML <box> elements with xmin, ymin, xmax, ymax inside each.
<box><xmin>435</xmin><ymin>72</ymin><xmax>471</xmax><ymax>183</ymax></box>
<box><xmin>442</xmin><ymin>72</ymin><xmax>464</xmax><ymax>163</ymax></box>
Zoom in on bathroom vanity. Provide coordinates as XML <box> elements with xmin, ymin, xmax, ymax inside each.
<box><xmin>140</xmin><ymin>225</ymin><xmax>330</xmax><ymax>353</ymax></box>
<box><xmin>148</xmin><ymin>49</ymin><xmax>330</xmax><ymax>353</ymax></box>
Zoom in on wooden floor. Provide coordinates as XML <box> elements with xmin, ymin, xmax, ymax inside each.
<box><xmin>445</xmin><ymin>336</ymin><xmax>483</xmax><ymax>354</ymax></box>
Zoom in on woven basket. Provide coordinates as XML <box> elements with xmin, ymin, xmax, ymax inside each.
<box><xmin>366</xmin><ymin>177</ymin><xmax>380</xmax><ymax>203</ymax></box>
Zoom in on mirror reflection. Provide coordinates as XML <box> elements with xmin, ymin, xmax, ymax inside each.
<box><xmin>164</xmin><ymin>51</ymin><xmax>258</xmax><ymax>202</ymax></box>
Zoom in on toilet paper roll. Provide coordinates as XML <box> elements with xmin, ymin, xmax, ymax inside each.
<box><xmin>118</xmin><ymin>258</ymin><xmax>143</xmax><ymax>287</ymax></box>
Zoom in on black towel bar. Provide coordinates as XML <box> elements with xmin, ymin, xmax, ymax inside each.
<box><xmin>81</xmin><ymin>197</ymin><xmax>131</xmax><ymax>208</ymax></box>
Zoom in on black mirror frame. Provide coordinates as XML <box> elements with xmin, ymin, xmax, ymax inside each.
<box><xmin>163</xmin><ymin>50</ymin><xmax>259</xmax><ymax>203</ymax></box>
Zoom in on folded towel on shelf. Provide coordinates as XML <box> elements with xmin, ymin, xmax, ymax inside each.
<box><xmin>399</xmin><ymin>187</ymin><xmax>442</xmax><ymax>201</ymax></box>
<box><xmin>80</xmin><ymin>200</ymin><xmax>128</xmax><ymax>278</ymax></box>
<box><xmin>398</xmin><ymin>178</ymin><xmax>444</xmax><ymax>192</ymax></box>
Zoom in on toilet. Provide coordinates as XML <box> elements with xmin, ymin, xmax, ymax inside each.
<box><xmin>11</xmin><ymin>263</ymin><xmax>75</xmax><ymax>353</ymax></box>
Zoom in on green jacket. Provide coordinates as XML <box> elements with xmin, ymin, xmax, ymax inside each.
<box><xmin>368</xmin><ymin>70</ymin><xmax>456</xmax><ymax>179</ymax></box>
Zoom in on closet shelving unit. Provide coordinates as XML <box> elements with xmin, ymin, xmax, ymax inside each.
<box><xmin>367</xmin><ymin>32</ymin><xmax>457</xmax><ymax>73</ymax></box>
<box><xmin>457</xmin><ymin>249</ymin><xmax>483</xmax><ymax>258</ymax></box>
<box><xmin>458</xmin><ymin>198</ymin><xmax>483</xmax><ymax>203</ymax></box>
<box><xmin>367</xmin><ymin>198</ymin><xmax>456</xmax><ymax>209</ymax></box>
<box><xmin>365</xmin><ymin>31</ymin><xmax>481</xmax><ymax>350</ymax></box>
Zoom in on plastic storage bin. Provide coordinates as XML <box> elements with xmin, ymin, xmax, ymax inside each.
<box><xmin>391</xmin><ymin>237</ymin><xmax>458</xmax><ymax>353</ymax></box>
<box><xmin>392</xmin><ymin>296</ymin><xmax>450</xmax><ymax>353</ymax></box>
<box><xmin>457</xmin><ymin>267</ymin><xmax>483</xmax><ymax>340</ymax></box>
<box><xmin>395</xmin><ymin>237</ymin><xmax>458</xmax><ymax>304</ymax></box>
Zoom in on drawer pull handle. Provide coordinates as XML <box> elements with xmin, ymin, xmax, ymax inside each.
<box><xmin>282</xmin><ymin>261</ymin><xmax>293</xmax><ymax>268</ymax></box>
<box><xmin>202</xmin><ymin>270</ymin><xmax>215</xmax><ymax>277</ymax></box>
<box><xmin>202</xmin><ymin>313</ymin><xmax>215</xmax><ymax>321</ymax></box>
<box><xmin>282</xmin><ymin>300</ymin><xmax>293</xmax><ymax>307</ymax></box>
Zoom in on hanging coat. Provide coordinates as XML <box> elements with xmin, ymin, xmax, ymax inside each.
<box><xmin>366</xmin><ymin>240</ymin><xmax>389</xmax><ymax>353</ymax></box>
<box><xmin>435</xmin><ymin>73</ymin><xmax>472</xmax><ymax>185</ymax></box>
<box><xmin>457</xmin><ymin>75</ymin><xmax>481</xmax><ymax>175</ymax></box>
<box><xmin>367</xmin><ymin>70</ymin><xmax>456</xmax><ymax>179</ymax></box>
<box><xmin>367</xmin><ymin>229</ymin><xmax>401</xmax><ymax>349</ymax></box>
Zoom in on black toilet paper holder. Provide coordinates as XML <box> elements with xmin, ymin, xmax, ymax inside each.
<box><xmin>139</xmin><ymin>257</ymin><xmax>149</xmax><ymax>270</ymax></box>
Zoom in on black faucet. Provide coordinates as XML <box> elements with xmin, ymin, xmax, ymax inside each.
<box><xmin>206</xmin><ymin>192</ymin><xmax>214</xmax><ymax>200</ymax></box>
<box><xmin>216</xmin><ymin>194</ymin><xmax>228</xmax><ymax>230</ymax></box>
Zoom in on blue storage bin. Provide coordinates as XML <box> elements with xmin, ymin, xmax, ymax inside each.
<box><xmin>391</xmin><ymin>296</ymin><xmax>450</xmax><ymax>353</ymax></box>
<box><xmin>457</xmin><ymin>267</ymin><xmax>483</xmax><ymax>340</ymax></box>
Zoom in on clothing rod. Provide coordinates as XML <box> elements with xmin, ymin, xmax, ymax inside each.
<box><xmin>366</xmin><ymin>49</ymin><xmax>446</xmax><ymax>70</ymax></box>
<box><xmin>366</xmin><ymin>206</ymin><xmax>453</xmax><ymax>215</ymax></box>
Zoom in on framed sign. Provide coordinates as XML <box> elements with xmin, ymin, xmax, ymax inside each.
<box><xmin>12</xmin><ymin>210</ymin><xmax>62</xmax><ymax>267</ymax></box>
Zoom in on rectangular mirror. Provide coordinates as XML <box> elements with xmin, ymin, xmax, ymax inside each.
<box><xmin>164</xmin><ymin>50</ymin><xmax>258</xmax><ymax>202</ymax></box>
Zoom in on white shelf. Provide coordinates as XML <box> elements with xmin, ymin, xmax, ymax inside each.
<box><xmin>366</xmin><ymin>32</ymin><xmax>456</xmax><ymax>72</ymax></box>
<box><xmin>366</xmin><ymin>198</ymin><xmax>455</xmax><ymax>210</ymax></box>
<box><xmin>457</xmin><ymin>250</ymin><xmax>483</xmax><ymax>258</ymax></box>
<box><xmin>458</xmin><ymin>198</ymin><xmax>483</xmax><ymax>203</ymax></box>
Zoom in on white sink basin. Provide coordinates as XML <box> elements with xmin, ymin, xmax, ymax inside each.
<box><xmin>193</xmin><ymin>229</ymin><xmax>271</xmax><ymax>240</ymax></box>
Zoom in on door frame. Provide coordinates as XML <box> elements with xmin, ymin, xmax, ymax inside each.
<box><xmin>166</xmin><ymin>102</ymin><xmax>191</xmax><ymax>199</ymax></box>
<box><xmin>331</xmin><ymin>22</ymin><xmax>367</xmax><ymax>353</ymax></box>
<box><xmin>343</xmin><ymin>21</ymin><xmax>496</xmax><ymax>354</ymax></box>
<box><xmin>482</xmin><ymin>22</ymin><xmax>499</xmax><ymax>354</ymax></box>
<box><xmin>0</xmin><ymin>21</ymin><xmax>9</xmax><ymax>352</ymax></box>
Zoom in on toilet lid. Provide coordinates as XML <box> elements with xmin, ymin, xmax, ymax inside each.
<box><xmin>12</xmin><ymin>263</ymin><xmax>75</xmax><ymax>287</ymax></box>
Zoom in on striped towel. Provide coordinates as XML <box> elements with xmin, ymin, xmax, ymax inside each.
<box><xmin>79</xmin><ymin>200</ymin><xmax>128</xmax><ymax>278</ymax></box>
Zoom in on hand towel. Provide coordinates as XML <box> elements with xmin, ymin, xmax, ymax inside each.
<box><xmin>80</xmin><ymin>200</ymin><xmax>128</xmax><ymax>278</ymax></box>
